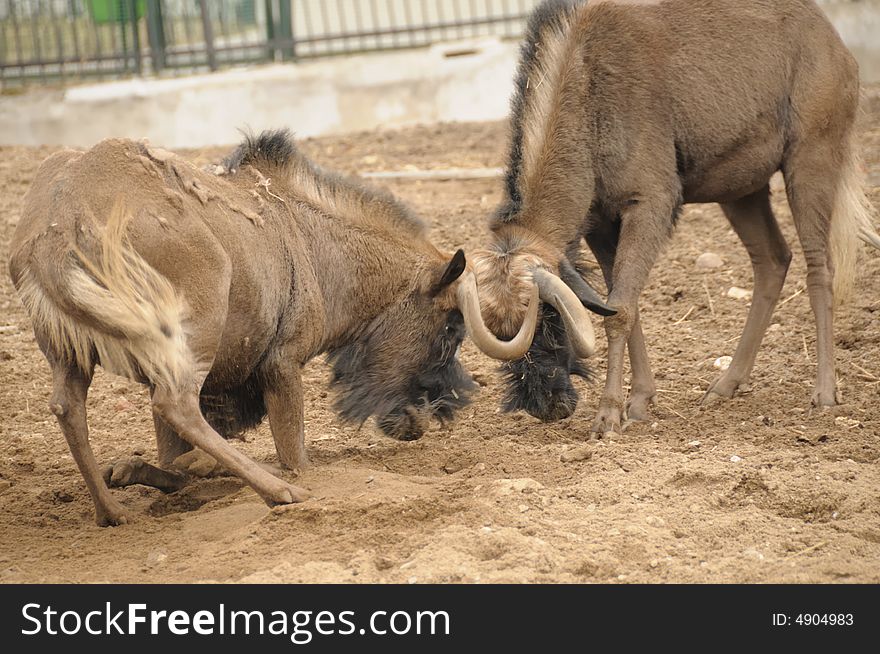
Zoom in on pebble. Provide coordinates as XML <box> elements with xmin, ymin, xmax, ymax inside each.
<box><xmin>0</xmin><ymin>480</ymin><xmax>11</xmax><ymax>494</ymax></box>
<box><xmin>695</xmin><ymin>252</ymin><xmax>723</xmax><ymax>270</ymax></box>
<box><xmin>114</xmin><ymin>398</ymin><xmax>136</xmax><ymax>412</ymax></box>
<box><xmin>688</xmin><ymin>440</ymin><xmax>701</xmax><ymax>448</ymax></box>
<box><xmin>730</xmin><ymin>455</ymin><xmax>743</xmax><ymax>463</ymax></box>
<box><xmin>726</xmin><ymin>287</ymin><xmax>752</xmax><ymax>300</ymax></box>
<box><xmin>560</xmin><ymin>445</ymin><xmax>594</xmax><ymax>463</ymax></box>
<box><xmin>743</xmin><ymin>548</ymin><xmax>765</xmax><ymax>561</ymax></box>
<box><xmin>713</xmin><ymin>356</ymin><xmax>732</xmax><ymax>371</ymax></box>
<box><xmin>146</xmin><ymin>550</ymin><xmax>168</xmax><ymax>566</ymax></box>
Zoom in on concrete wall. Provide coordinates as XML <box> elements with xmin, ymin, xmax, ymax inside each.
<box><xmin>1</xmin><ymin>1</ymin><xmax>878</xmax><ymax>148</ymax></box>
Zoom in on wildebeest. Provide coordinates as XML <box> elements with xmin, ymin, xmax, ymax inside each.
<box><xmin>8</xmin><ymin>129</ymin><xmax>538</xmax><ymax>526</ymax></box>
<box><xmin>474</xmin><ymin>0</ymin><xmax>880</xmax><ymax>432</ymax></box>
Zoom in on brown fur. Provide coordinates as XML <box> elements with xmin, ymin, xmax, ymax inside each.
<box><xmin>8</xmin><ymin>132</ymin><xmax>473</xmax><ymax>525</ymax></box>
<box><xmin>476</xmin><ymin>0</ymin><xmax>880</xmax><ymax>430</ymax></box>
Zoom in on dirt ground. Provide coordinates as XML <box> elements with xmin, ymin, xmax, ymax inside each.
<box><xmin>1</xmin><ymin>90</ymin><xmax>879</xmax><ymax>585</ymax></box>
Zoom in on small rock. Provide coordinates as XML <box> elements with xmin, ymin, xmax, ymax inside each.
<box><xmin>0</xmin><ymin>351</ymin><xmax>13</xmax><ymax>361</ymax></box>
<box><xmin>695</xmin><ymin>252</ymin><xmax>723</xmax><ymax>270</ymax></box>
<box><xmin>146</xmin><ymin>550</ymin><xmax>168</xmax><ymax>566</ymax></box>
<box><xmin>519</xmin><ymin>504</ymin><xmax>530</xmax><ymax>513</ymax></box>
<box><xmin>560</xmin><ymin>445</ymin><xmax>594</xmax><ymax>463</ymax></box>
<box><xmin>375</xmin><ymin>556</ymin><xmax>395</xmax><ymax>571</ymax></box>
<box><xmin>114</xmin><ymin>398</ymin><xmax>136</xmax><ymax>412</ymax></box>
<box><xmin>768</xmin><ymin>323</ymin><xmax>782</xmax><ymax>333</ymax></box>
<box><xmin>361</xmin><ymin>154</ymin><xmax>380</xmax><ymax>165</ymax></box>
<box><xmin>407</xmin><ymin>576</ymin><xmax>418</xmax><ymax>585</ymax></box>
<box><xmin>365</xmin><ymin>476</ymin><xmax>375</xmax><ymax>484</ymax></box>
<box><xmin>443</xmin><ymin>462</ymin><xmax>464</xmax><ymax>474</ymax></box>
<box><xmin>0</xmin><ymin>480</ymin><xmax>12</xmax><ymax>495</ymax></box>
<box><xmin>688</xmin><ymin>440</ymin><xmax>702</xmax><ymax>448</ymax></box>
<box><xmin>726</xmin><ymin>287</ymin><xmax>752</xmax><ymax>300</ymax></box>
<box><xmin>713</xmin><ymin>356</ymin><xmax>732</xmax><ymax>371</ymax></box>
<box><xmin>743</xmin><ymin>548</ymin><xmax>765</xmax><ymax>561</ymax></box>
<box><xmin>493</xmin><ymin>478</ymin><xmax>545</xmax><ymax>495</ymax></box>
<box><xmin>730</xmin><ymin>455</ymin><xmax>743</xmax><ymax>463</ymax></box>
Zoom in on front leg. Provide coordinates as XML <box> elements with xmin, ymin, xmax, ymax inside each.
<box><xmin>624</xmin><ymin>309</ymin><xmax>656</xmax><ymax>422</ymax></box>
<box><xmin>592</xmin><ymin>193</ymin><xmax>677</xmax><ymax>435</ymax></box>
<box><xmin>264</xmin><ymin>365</ymin><xmax>308</xmax><ymax>474</ymax></box>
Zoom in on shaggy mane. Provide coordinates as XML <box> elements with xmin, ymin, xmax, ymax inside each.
<box><xmin>222</xmin><ymin>128</ymin><xmax>426</xmax><ymax>238</ymax></box>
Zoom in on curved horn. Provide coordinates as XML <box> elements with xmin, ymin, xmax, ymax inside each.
<box><xmin>456</xmin><ymin>272</ymin><xmax>539</xmax><ymax>361</ymax></box>
<box><xmin>558</xmin><ymin>259</ymin><xmax>617</xmax><ymax>316</ymax></box>
<box><xmin>533</xmin><ymin>268</ymin><xmax>598</xmax><ymax>358</ymax></box>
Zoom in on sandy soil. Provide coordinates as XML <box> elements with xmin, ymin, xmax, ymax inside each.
<box><xmin>1</xmin><ymin>90</ymin><xmax>879</xmax><ymax>585</ymax></box>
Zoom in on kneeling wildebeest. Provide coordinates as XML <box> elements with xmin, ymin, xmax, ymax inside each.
<box><xmin>474</xmin><ymin>0</ymin><xmax>880</xmax><ymax>433</ymax></box>
<box><xmin>8</xmin><ymin>129</ymin><xmax>538</xmax><ymax>526</ymax></box>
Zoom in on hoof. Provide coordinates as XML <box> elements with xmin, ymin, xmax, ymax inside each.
<box><xmin>95</xmin><ymin>499</ymin><xmax>130</xmax><ymax>527</ymax></box>
<box><xmin>103</xmin><ymin>456</ymin><xmax>146</xmax><ymax>488</ymax></box>
<box><xmin>811</xmin><ymin>390</ymin><xmax>840</xmax><ymax>409</ymax></box>
<box><xmin>172</xmin><ymin>449</ymin><xmax>224</xmax><ymax>478</ymax></box>
<box><xmin>263</xmin><ymin>482</ymin><xmax>311</xmax><ymax>506</ymax></box>
<box><xmin>701</xmin><ymin>376</ymin><xmax>750</xmax><ymax>407</ymax></box>
<box><xmin>591</xmin><ymin>404</ymin><xmax>623</xmax><ymax>435</ymax></box>
<box><xmin>625</xmin><ymin>393</ymin><xmax>655</xmax><ymax>422</ymax></box>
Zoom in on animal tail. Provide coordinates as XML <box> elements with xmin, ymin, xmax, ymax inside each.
<box><xmin>15</xmin><ymin>202</ymin><xmax>193</xmax><ymax>390</ymax></box>
<box><xmin>829</xmin><ymin>134</ymin><xmax>880</xmax><ymax>304</ymax></box>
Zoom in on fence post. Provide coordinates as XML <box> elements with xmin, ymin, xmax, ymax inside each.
<box><xmin>264</xmin><ymin>0</ymin><xmax>277</xmax><ymax>60</ymax></box>
<box><xmin>129</xmin><ymin>0</ymin><xmax>143</xmax><ymax>76</ymax></box>
<box><xmin>278</xmin><ymin>0</ymin><xmax>295</xmax><ymax>61</ymax></box>
<box><xmin>146</xmin><ymin>0</ymin><xmax>166</xmax><ymax>73</ymax></box>
<box><xmin>197</xmin><ymin>0</ymin><xmax>218</xmax><ymax>71</ymax></box>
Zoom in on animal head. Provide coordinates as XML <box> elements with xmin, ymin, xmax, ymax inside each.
<box><xmin>472</xmin><ymin>226</ymin><xmax>615</xmax><ymax>422</ymax></box>
<box><xmin>328</xmin><ymin>249</ymin><xmax>541</xmax><ymax>441</ymax></box>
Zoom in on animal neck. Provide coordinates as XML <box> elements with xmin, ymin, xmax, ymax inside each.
<box><xmin>297</xmin><ymin>209</ymin><xmax>430</xmax><ymax>351</ymax></box>
<box><xmin>499</xmin><ymin>1</ymin><xmax>595</xmax><ymax>252</ymax></box>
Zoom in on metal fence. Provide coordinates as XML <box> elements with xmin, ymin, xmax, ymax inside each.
<box><xmin>0</xmin><ymin>0</ymin><xmax>540</xmax><ymax>87</ymax></box>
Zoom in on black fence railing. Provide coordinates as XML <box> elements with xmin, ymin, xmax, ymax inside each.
<box><xmin>0</xmin><ymin>0</ymin><xmax>539</xmax><ymax>87</ymax></box>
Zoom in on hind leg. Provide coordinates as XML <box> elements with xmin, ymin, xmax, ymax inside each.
<box><xmin>784</xmin><ymin>143</ymin><xmax>842</xmax><ymax>407</ymax></box>
<box><xmin>703</xmin><ymin>185</ymin><xmax>791</xmax><ymax>403</ymax></box>
<box><xmin>102</xmin><ymin>408</ymin><xmax>191</xmax><ymax>493</ymax></box>
<box><xmin>102</xmin><ymin>413</ymin><xmax>190</xmax><ymax>493</ymax></box>
<box><xmin>47</xmin><ymin>359</ymin><xmax>129</xmax><ymax>527</ymax></box>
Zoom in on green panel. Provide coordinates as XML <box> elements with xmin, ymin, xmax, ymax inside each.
<box><xmin>88</xmin><ymin>0</ymin><xmax>146</xmax><ymax>24</ymax></box>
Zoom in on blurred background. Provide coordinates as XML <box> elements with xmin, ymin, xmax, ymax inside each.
<box><xmin>1</xmin><ymin>0</ymin><xmax>878</xmax><ymax>147</ymax></box>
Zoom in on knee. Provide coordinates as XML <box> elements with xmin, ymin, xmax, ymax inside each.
<box><xmin>48</xmin><ymin>387</ymin><xmax>70</xmax><ymax>418</ymax></box>
<box><xmin>48</xmin><ymin>399</ymin><xmax>67</xmax><ymax>418</ymax></box>
<box><xmin>603</xmin><ymin>307</ymin><xmax>632</xmax><ymax>339</ymax></box>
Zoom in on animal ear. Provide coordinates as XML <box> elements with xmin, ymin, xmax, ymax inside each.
<box><xmin>430</xmin><ymin>249</ymin><xmax>467</xmax><ymax>296</ymax></box>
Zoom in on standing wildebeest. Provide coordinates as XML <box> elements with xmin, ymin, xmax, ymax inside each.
<box><xmin>8</xmin><ymin>130</ymin><xmax>538</xmax><ymax>526</ymax></box>
<box><xmin>475</xmin><ymin>0</ymin><xmax>880</xmax><ymax>433</ymax></box>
